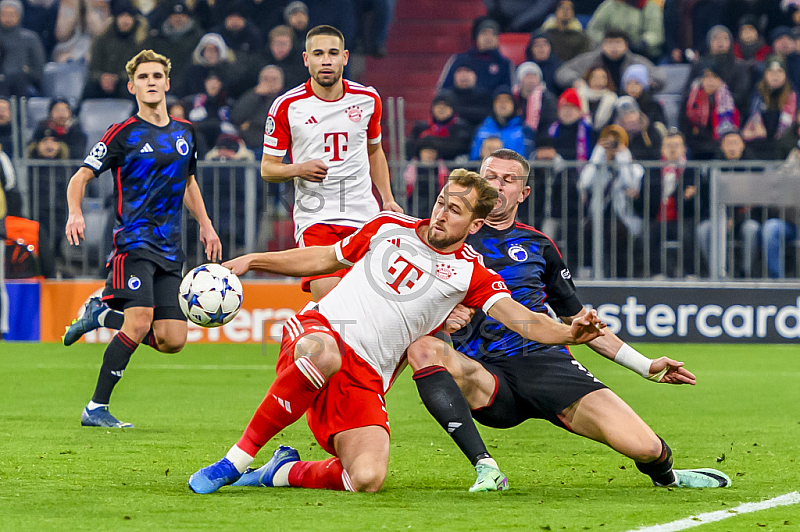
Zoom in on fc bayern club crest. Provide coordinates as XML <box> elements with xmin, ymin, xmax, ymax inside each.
<box><xmin>435</xmin><ymin>263</ymin><xmax>455</xmax><ymax>280</ymax></box>
<box><xmin>176</xmin><ymin>137</ymin><xmax>190</xmax><ymax>156</ymax></box>
<box><xmin>346</xmin><ymin>105</ymin><xmax>362</xmax><ymax>122</ymax></box>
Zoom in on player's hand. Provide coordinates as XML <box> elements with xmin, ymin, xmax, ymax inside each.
<box><xmin>222</xmin><ymin>254</ymin><xmax>252</xmax><ymax>276</ymax></box>
<box><xmin>199</xmin><ymin>223</ymin><xmax>222</xmax><ymax>262</ymax></box>
<box><xmin>569</xmin><ymin>309</ymin><xmax>606</xmax><ymax>344</ymax></box>
<box><xmin>648</xmin><ymin>357</ymin><xmax>696</xmax><ymax>385</ymax></box>
<box><xmin>297</xmin><ymin>159</ymin><xmax>328</xmax><ymax>182</ymax></box>
<box><xmin>382</xmin><ymin>199</ymin><xmax>404</xmax><ymax>214</ymax></box>
<box><xmin>444</xmin><ymin>304</ymin><xmax>475</xmax><ymax>334</ymax></box>
<box><xmin>65</xmin><ymin>212</ymin><xmax>85</xmax><ymax>245</ymax></box>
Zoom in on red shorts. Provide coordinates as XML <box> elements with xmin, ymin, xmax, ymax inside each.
<box><xmin>276</xmin><ymin>309</ymin><xmax>389</xmax><ymax>456</ymax></box>
<box><xmin>298</xmin><ymin>224</ymin><xmax>358</xmax><ymax>292</ymax></box>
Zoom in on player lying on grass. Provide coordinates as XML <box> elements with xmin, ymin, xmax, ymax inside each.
<box><xmin>188</xmin><ymin>169</ymin><xmax>606</xmax><ymax>494</ymax></box>
<box><xmin>403</xmin><ymin>149</ymin><xmax>730</xmax><ymax>489</ymax></box>
<box><xmin>64</xmin><ymin>50</ymin><xmax>221</xmax><ymax>429</ymax></box>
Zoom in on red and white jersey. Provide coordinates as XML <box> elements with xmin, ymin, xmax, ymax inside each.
<box><xmin>263</xmin><ymin>79</ymin><xmax>383</xmax><ymax>240</ymax></box>
<box><xmin>317</xmin><ymin>212</ymin><xmax>512</xmax><ymax>391</ymax></box>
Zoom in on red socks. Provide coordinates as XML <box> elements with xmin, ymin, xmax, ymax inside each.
<box><xmin>288</xmin><ymin>458</ymin><xmax>352</xmax><ymax>491</ymax></box>
<box><xmin>236</xmin><ymin>357</ymin><xmax>326</xmax><ymax>457</ymax></box>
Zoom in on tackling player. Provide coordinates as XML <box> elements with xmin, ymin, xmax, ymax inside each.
<box><xmin>64</xmin><ymin>50</ymin><xmax>221</xmax><ymax>428</ymax></box>
<box><xmin>261</xmin><ymin>25</ymin><xmax>403</xmax><ymax>301</ymax></box>
<box><xmin>405</xmin><ymin>149</ymin><xmax>731</xmax><ymax>489</ymax></box>
<box><xmin>188</xmin><ymin>169</ymin><xmax>605</xmax><ymax>494</ymax></box>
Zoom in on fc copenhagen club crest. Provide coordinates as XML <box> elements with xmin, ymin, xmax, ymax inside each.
<box><xmin>508</xmin><ymin>245</ymin><xmax>528</xmax><ymax>262</ymax></box>
<box><xmin>176</xmin><ymin>137</ymin><xmax>190</xmax><ymax>156</ymax></box>
<box><xmin>435</xmin><ymin>263</ymin><xmax>455</xmax><ymax>280</ymax></box>
<box><xmin>346</xmin><ymin>105</ymin><xmax>363</xmax><ymax>122</ymax></box>
<box><xmin>128</xmin><ymin>276</ymin><xmax>142</xmax><ymax>290</ymax></box>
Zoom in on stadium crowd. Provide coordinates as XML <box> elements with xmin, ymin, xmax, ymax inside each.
<box><xmin>0</xmin><ymin>0</ymin><xmax>798</xmax><ymax>281</ymax></box>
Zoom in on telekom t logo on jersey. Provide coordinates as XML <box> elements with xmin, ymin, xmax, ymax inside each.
<box><xmin>386</xmin><ymin>255</ymin><xmax>424</xmax><ymax>294</ymax></box>
<box><xmin>323</xmin><ymin>132</ymin><xmax>348</xmax><ymax>161</ymax></box>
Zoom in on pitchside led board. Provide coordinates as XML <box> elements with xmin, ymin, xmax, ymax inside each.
<box><xmin>576</xmin><ymin>284</ymin><xmax>800</xmax><ymax>343</ymax></box>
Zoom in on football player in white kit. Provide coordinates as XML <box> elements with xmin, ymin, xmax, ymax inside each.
<box><xmin>189</xmin><ymin>170</ymin><xmax>606</xmax><ymax>495</ymax></box>
<box><xmin>261</xmin><ymin>25</ymin><xmax>403</xmax><ymax>301</ymax></box>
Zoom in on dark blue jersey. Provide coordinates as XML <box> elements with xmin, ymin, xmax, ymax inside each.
<box><xmin>451</xmin><ymin>222</ymin><xmax>584</xmax><ymax>361</ymax></box>
<box><xmin>83</xmin><ymin>115</ymin><xmax>197</xmax><ymax>263</ymax></box>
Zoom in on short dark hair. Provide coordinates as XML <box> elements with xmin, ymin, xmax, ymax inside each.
<box><xmin>305</xmin><ymin>25</ymin><xmax>345</xmax><ymax>51</ymax></box>
<box><xmin>603</xmin><ymin>29</ymin><xmax>630</xmax><ymax>43</ymax></box>
<box><xmin>482</xmin><ymin>148</ymin><xmax>531</xmax><ymax>184</ymax></box>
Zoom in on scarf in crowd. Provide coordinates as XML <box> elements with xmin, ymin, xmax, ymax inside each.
<box><xmin>685</xmin><ymin>80</ymin><xmax>739</xmax><ymax>140</ymax></box>
<box><xmin>657</xmin><ymin>156</ymin><xmax>686</xmax><ymax>223</ymax></box>
<box><xmin>548</xmin><ymin>119</ymin><xmax>590</xmax><ymax>161</ymax></box>
<box><xmin>520</xmin><ymin>85</ymin><xmax>545</xmax><ymax>130</ymax></box>
<box><xmin>419</xmin><ymin>114</ymin><xmax>458</xmax><ymax>139</ymax></box>
<box><xmin>743</xmin><ymin>83</ymin><xmax>797</xmax><ymax>141</ymax></box>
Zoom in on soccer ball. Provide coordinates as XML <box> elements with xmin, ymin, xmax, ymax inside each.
<box><xmin>179</xmin><ymin>263</ymin><xmax>243</xmax><ymax>327</ymax></box>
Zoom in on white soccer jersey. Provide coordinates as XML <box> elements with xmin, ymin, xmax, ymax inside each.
<box><xmin>317</xmin><ymin>212</ymin><xmax>512</xmax><ymax>391</ymax></box>
<box><xmin>263</xmin><ymin>79</ymin><xmax>383</xmax><ymax>240</ymax></box>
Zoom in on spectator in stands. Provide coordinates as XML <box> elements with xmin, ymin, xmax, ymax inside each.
<box><xmin>180</xmin><ymin>33</ymin><xmax>243</xmax><ymax>99</ymax></box>
<box><xmin>407</xmin><ymin>92</ymin><xmax>472</xmax><ymax>161</ymax></box>
<box><xmin>148</xmin><ymin>0</ymin><xmax>212</xmax><ymax>31</ymax></box>
<box><xmin>51</xmin><ymin>0</ymin><xmax>107</xmax><ymax>63</ymax></box>
<box><xmin>230</xmin><ymin>65</ymin><xmax>284</xmax><ymax>154</ymax></box>
<box><xmin>84</xmin><ymin>1</ymin><xmax>148</xmax><ymax>100</ymax></box>
<box><xmin>0</xmin><ymin>0</ymin><xmax>45</xmax><ymax>96</ymax></box>
<box><xmin>722</xmin><ymin>0</ymin><xmax>785</xmax><ymax>40</ymax></box>
<box><xmin>540</xmin><ymin>0</ymin><xmax>590</xmax><ymax>62</ymax></box>
<box><xmin>0</xmin><ymin>97</ymin><xmax>12</xmax><ymax>154</ymax></box>
<box><xmin>742</xmin><ymin>56</ymin><xmax>798</xmax><ymax>159</ymax></box>
<box><xmin>681</xmin><ymin>62</ymin><xmax>741</xmax><ymax>159</ymax></box>
<box><xmin>556</xmin><ymin>30</ymin><xmax>665</xmax><ymax>94</ymax></box>
<box><xmin>354</xmin><ymin>0</ymin><xmax>395</xmax><ymax>58</ymax></box>
<box><xmin>689</xmin><ymin>26</ymin><xmax>753</xmax><ymax>114</ymax></box>
<box><xmin>770</xmin><ymin>26</ymin><xmax>797</xmax><ymax>60</ymax></box>
<box><xmin>513</xmin><ymin>62</ymin><xmax>557</xmax><ymax>133</ymax></box>
<box><xmin>663</xmin><ymin>0</ymin><xmax>723</xmax><ymax>62</ymax></box>
<box><xmin>212</xmin><ymin>0</ymin><xmax>262</xmax><ymax>96</ymax></box>
<box><xmin>577</xmin><ymin>65</ymin><xmax>617</xmax><ymax>130</ymax></box>
<box><xmin>615</xmin><ymin>96</ymin><xmax>663</xmax><ymax>160</ymax></box>
<box><xmin>733</xmin><ymin>15</ymin><xmax>772</xmax><ymax>62</ymax></box>
<box><xmin>469</xmin><ymin>86</ymin><xmax>534</xmax><ymax>160</ymax></box>
<box><xmin>143</xmin><ymin>1</ymin><xmax>204</xmax><ymax>88</ymax></box>
<box><xmin>648</xmin><ymin>130</ymin><xmax>701</xmax><ymax>276</ymax></box>
<box><xmin>540</xmin><ymin>87</ymin><xmax>593</xmax><ymax>161</ymax></box>
<box><xmin>586</xmin><ymin>0</ymin><xmax>664</xmax><ymax>61</ymax></box>
<box><xmin>21</xmin><ymin>0</ymin><xmax>59</xmax><ymax>57</ymax></box>
<box><xmin>777</xmin><ymin>105</ymin><xmax>800</xmax><ymax>159</ymax></box>
<box><xmin>622</xmin><ymin>64</ymin><xmax>666</xmax><ymax>129</ymax></box>
<box><xmin>478</xmin><ymin>136</ymin><xmax>504</xmax><ymax>161</ymax></box>
<box><xmin>578</xmin><ymin>124</ymin><xmax>645</xmax><ymax>275</ymax></box>
<box><xmin>443</xmin><ymin>66</ymin><xmax>492</xmax><ymax>130</ymax></box>
<box><xmin>440</xmin><ymin>17</ymin><xmax>514</xmax><ymax>94</ymax></box>
<box><xmin>484</xmin><ymin>0</ymin><xmax>558</xmax><ymax>33</ymax></box>
<box><xmin>402</xmin><ymin>137</ymin><xmax>450</xmax><ymax>218</ymax></box>
<box><xmin>32</xmin><ymin>98</ymin><xmax>86</xmax><ymax>159</ymax></box>
<box><xmin>525</xmin><ymin>30</ymin><xmax>561</xmax><ymax>91</ymax></box>
<box><xmin>263</xmin><ymin>24</ymin><xmax>308</xmax><ymax>90</ymax></box>
<box><xmin>284</xmin><ymin>1</ymin><xmax>309</xmax><ymax>47</ymax></box>
<box><xmin>183</xmin><ymin>70</ymin><xmax>235</xmax><ymax>157</ymax></box>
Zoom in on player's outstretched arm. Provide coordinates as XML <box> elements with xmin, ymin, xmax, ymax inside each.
<box><xmin>261</xmin><ymin>154</ymin><xmax>328</xmax><ymax>183</ymax></box>
<box><xmin>222</xmin><ymin>245</ymin><xmax>344</xmax><ymax>277</ymax></box>
<box><xmin>65</xmin><ymin>167</ymin><xmax>96</xmax><ymax>245</ymax></box>
<box><xmin>562</xmin><ymin>307</ymin><xmax>695</xmax><ymax>385</ymax></box>
<box><xmin>367</xmin><ymin>142</ymin><xmax>403</xmax><ymax>213</ymax></box>
<box><xmin>184</xmin><ymin>175</ymin><xmax>222</xmax><ymax>261</ymax></box>
<box><xmin>487</xmin><ymin>297</ymin><xmax>605</xmax><ymax>345</ymax></box>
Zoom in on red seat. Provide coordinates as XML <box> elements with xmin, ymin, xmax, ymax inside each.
<box><xmin>498</xmin><ymin>33</ymin><xmax>530</xmax><ymax>66</ymax></box>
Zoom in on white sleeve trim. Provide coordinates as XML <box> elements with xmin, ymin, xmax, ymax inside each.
<box><xmin>368</xmin><ymin>134</ymin><xmax>382</xmax><ymax>145</ymax></box>
<box><xmin>334</xmin><ymin>241</ymin><xmax>354</xmax><ymax>266</ymax></box>
<box><xmin>263</xmin><ymin>146</ymin><xmax>287</xmax><ymax>157</ymax></box>
<box><xmin>482</xmin><ymin>292</ymin><xmax>511</xmax><ymax>314</ymax></box>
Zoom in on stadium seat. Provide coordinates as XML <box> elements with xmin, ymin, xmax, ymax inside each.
<box><xmin>656</xmin><ymin>64</ymin><xmax>692</xmax><ymax>95</ymax></box>
<box><xmin>23</xmin><ymin>97</ymin><xmax>51</xmax><ymax>143</ymax></box>
<box><xmin>42</xmin><ymin>61</ymin><xmax>88</xmax><ymax>102</ymax></box>
<box><xmin>498</xmin><ymin>33</ymin><xmax>529</xmax><ymax>66</ymax></box>
<box><xmin>79</xmin><ymin>99</ymin><xmax>136</xmax><ymax>152</ymax></box>
<box><xmin>655</xmin><ymin>94</ymin><xmax>683</xmax><ymax>129</ymax></box>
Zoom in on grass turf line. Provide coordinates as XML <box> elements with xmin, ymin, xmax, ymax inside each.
<box><xmin>0</xmin><ymin>343</ymin><xmax>798</xmax><ymax>531</ymax></box>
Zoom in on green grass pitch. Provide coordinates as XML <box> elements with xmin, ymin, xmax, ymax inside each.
<box><xmin>1</xmin><ymin>342</ymin><xmax>798</xmax><ymax>531</ymax></box>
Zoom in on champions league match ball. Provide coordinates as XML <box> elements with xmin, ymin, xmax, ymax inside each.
<box><xmin>179</xmin><ymin>263</ymin><xmax>244</xmax><ymax>327</ymax></box>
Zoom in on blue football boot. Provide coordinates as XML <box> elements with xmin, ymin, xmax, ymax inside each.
<box><xmin>189</xmin><ymin>458</ymin><xmax>242</xmax><ymax>494</ymax></box>
<box><xmin>232</xmin><ymin>445</ymin><xmax>300</xmax><ymax>487</ymax></box>
<box><xmin>63</xmin><ymin>297</ymin><xmax>107</xmax><ymax>346</ymax></box>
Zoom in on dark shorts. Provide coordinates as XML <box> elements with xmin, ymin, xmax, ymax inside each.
<box><xmin>470</xmin><ymin>346</ymin><xmax>607</xmax><ymax>430</ymax></box>
<box><xmin>102</xmin><ymin>249</ymin><xmax>185</xmax><ymax>321</ymax></box>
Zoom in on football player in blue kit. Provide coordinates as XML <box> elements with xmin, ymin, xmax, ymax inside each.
<box><xmin>405</xmin><ymin>149</ymin><xmax>732</xmax><ymax>489</ymax></box>
<box><xmin>64</xmin><ymin>50</ymin><xmax>221</xmax><ymax>428</ymax></box>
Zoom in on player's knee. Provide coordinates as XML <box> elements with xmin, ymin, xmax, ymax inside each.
<box><xmin>406</xmin><ymin>336</ymin><xmax>447</xmax><ymax>371</ymax></box>
<box><xmin>158</xmin><ymin>336</ymin><xmax>185</xmax><ymax>353</ymax></box>
<box><xmin>629</xmin><ymin>435</ymin><xmax>664</xmax><ymax>463</ymax></box>
<box><xmin>348</xmin><ymin>464</ymin><xmax>386</xmax><ymax>493</ymax></box>
<box><xmin>295</xmin><ymin>334</ymin><xmax>341</xmax><ymax>378</ymax></box>
<box><xmin>124</xmin><ymin>313</ymin><xmax>153</xmax><ymax>342</ymax></box>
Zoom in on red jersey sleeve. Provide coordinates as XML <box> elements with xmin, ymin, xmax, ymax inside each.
<box><xmin>461</xmin><ymin>263</ymin><xmax>512</xmax><ymax>314</ymax></box>
<box><xmin>367</xmin><ymin>93</ymin><xmax>382</xmax><ymax>144</ymax></box>
<box><xmin>263</xmin><ymin>99</ymin><xmax>291</xmax><ymax>157</ymax></box>
<box><xmin>334</xmin><ymin>214</ymin><xmax>392</xmax><ymax>266</ymax></box>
